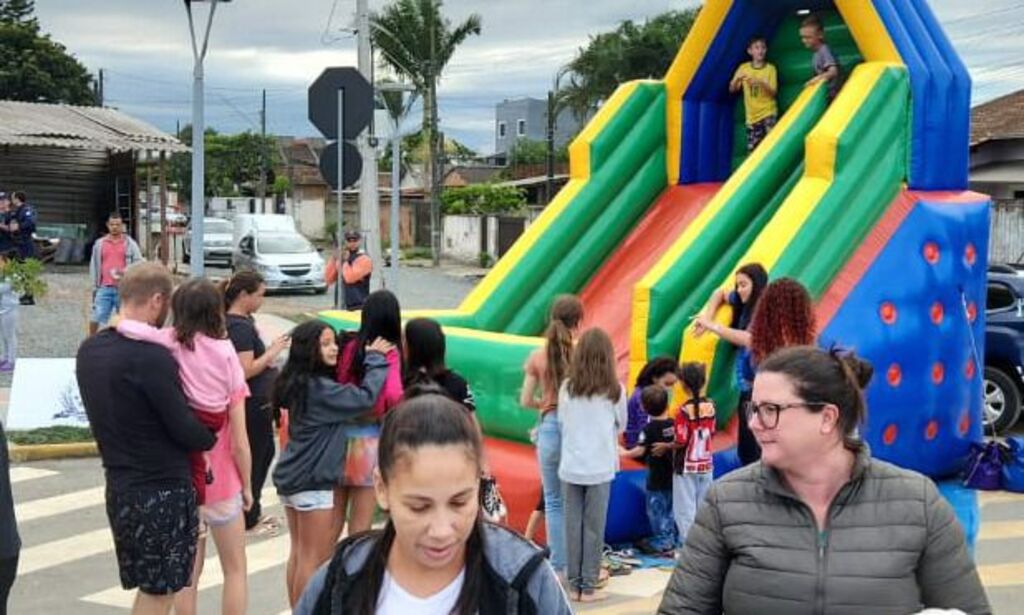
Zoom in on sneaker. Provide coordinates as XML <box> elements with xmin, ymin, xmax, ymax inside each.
<box><xmin>0</xmin><ymin>361</ymin><xmax>13</xmax><ymax>373</ymax></box>
<box><xmin>479</xmin><ymin>476</ymin><xmax>508</xmax><ymax>523</ymax></box>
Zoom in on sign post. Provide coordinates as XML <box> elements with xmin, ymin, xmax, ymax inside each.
<box><xmin>308</xmin><ymin>67</ymin><xmax>373</xmax><ymax>309</ymax></box>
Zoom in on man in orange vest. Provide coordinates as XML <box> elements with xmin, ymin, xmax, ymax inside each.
<box><xmin>326</xmin><ymin>230</ymin><xmax>373</xmax><ymax>310</ymax></box>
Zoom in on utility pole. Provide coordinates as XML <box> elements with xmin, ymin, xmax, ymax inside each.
<box><xmin>97</xmin><ymin>69</ymin><xmax>105</xmax><ymax>106</ymax></box>
<box><xmin>259</xmin><ymin>88</ymin><xmax>267</xmax><ymax>204</ymax></box>
<box><xmin>546</xmin><ymin>90</ymin><xmax>555</xmax><ymax>205</ymax></box>
<box><xmin>356</xmin><ymin>0</ymin><xmax>382</xmax><ymax>289</ymax></box>
<box><xmin>184</xmin><ymin>0</ymin><xmax>226</xmax><ymax>278</ymax></box>
<box><xmin>429</xmin><ymin>11</ymin><xmax>441</xmax><ymax>267</ymax></box>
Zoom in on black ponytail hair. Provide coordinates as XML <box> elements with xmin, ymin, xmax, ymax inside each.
<box><xmin>348</xmin><ymin>394</ymin><xmax>485</xmax><ymax>615</ymax></box>
<box><xmin>347</xmin><ymin>290</ymin><xmax>403</xmax><ymax>382</ymax></box>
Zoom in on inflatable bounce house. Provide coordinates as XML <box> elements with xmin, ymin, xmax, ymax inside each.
<box><xmin>322</xmin><ymin>0</ymin><xmax>989</xmax><ymax>545</ymax></box>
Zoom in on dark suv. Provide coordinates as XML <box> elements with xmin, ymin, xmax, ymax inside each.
<box><xmin>985</xmin><ymin>265</ymin><xmax>1024</xmax><ymax>432</ymax></box>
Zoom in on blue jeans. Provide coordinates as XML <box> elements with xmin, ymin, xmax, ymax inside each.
<box><xmin>536</xmin><ymin>412</ymin><xmax>565</xmax><ymax>572</ymax></box>
<box><xmin>646</xmin><ymin>489</ymin><xmax>678</xmax><ymax>551</ymax></box>
<box><xmin>91</xmin><ymin>286</ymin><xmax>120</xmax><ymax>326</ymax></box>
<box><xmin>673</xmin><ymin>472</ymin><xmax>712</xmax><ymax>547</ymax></box>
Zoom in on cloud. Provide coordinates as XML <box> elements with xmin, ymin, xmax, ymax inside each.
<box><xmin>28</xmin><ymin>0</ymin><xmax>1024</xmax><ymax>153</ymax></box>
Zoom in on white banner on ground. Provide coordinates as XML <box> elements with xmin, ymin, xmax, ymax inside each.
<box><xmin>6</xmin><ymin>358</ymin><xmax>86</xmax><ymax>430</ymax></box>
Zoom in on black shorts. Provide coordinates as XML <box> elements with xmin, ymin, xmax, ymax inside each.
<box><xmin>106</xmin><ymin>485</ymin><xmax>198</xmax><ymax>595</ymax></box>
<box><xmin>535</xmin><ymin>493</ymin><xmax>545</xmax><ymax>512</ymax></box>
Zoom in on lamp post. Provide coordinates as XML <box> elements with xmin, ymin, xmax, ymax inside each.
<box><xmin>183</xmin><ymin>0</ymin><xmax>230</xmax><ymax>278</ymax></box>
<box><xmin>376</xmin><ymin>81</ymin><xmax>416</xmax><ymax>294</ymax></box>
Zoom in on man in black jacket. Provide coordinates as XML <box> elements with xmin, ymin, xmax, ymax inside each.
<box><xmin>77</xmin><ymin>262</ymin><xmax>216</xmax><ymax>615</ymax></box>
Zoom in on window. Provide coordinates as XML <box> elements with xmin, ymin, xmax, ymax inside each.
<box><xmin>258</xmin><ymin>234</ymin><xmax>314</xmax><ymax>255</ymax></box>
<box><xmin>987</xmin><ymin>282</ymin><xmax>1017</xmax><ymax>312</ymax></box>
<box><xmin>498</xmin><ymin>122</ymin><xmax>507</xmax><ymax>138</ymax></box>
<box><xmin>517</xmin><ymin>119</ymin><xmax>526</xmax><ymax>137</ymax></box>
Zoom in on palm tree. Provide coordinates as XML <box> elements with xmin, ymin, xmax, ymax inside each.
<box><xmin>370</xmin><ymin>0</ymin><xmax>481</xmax><ymax>264</ymax></box>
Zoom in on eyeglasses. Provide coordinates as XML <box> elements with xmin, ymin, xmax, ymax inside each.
<box><xmin>743</xmin><ymin>400</ymin><xmax>829</xmax><ymax>430</ymax></box>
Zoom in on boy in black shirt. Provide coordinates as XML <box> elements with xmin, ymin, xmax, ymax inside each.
<box><xmin>623</xmin><ymin>385</ymin><xmax>678</xmax><ymax>555</ymax></box>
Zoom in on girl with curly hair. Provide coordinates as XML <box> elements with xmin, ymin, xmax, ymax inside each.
<box><xmin>749</xmin><ymin>277</ymin><xmax>818</xmax><ymax>365</ymax></box>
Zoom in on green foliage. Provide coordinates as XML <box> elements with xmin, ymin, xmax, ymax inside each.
<box><xmin>478</xmin><ymin>252</ymin><xmax>493</xmax><ymax>268</ymax></box>
<box><xmin>1</xmin><ymin>257</ymin><xmax>46</xmax><ymax>298</ymax></box>
<box><xmin>0</xmin><ymin>0</ymin><xmax>96</xmax><ymax>105</ymax></box>
<box><xmin>507</xmin><ymin>138</ymin><xmax>569</xmax><ymax>166</ymax></box>
<box><xmin>169</xmin><ymin>127</ymin><xmax>281</xmax><ymax>200</ymax></box>
<box><xmin>379</xmin><ymin>129</ymin><xmax>477</xmax><ymax>169</ymax></box>
<box><xmin>558</xmin><ymin>9</ymin><xmax>699</xmax><ymax>120</ymax></box>
<box><xmin>441</xmin><ymin>184</ymin><xmax>525</xmax><ymax>215</ymax></box>
<box><xmin>272</xmin><ymin>175</ymin><xmax>292</xmax><ymax>196</ymax></box>
<box><xmin>7</xmin><ymin>425</ymin><xmax>93</xmax><ymax>445</ymax></box>
<box><xmin>403</xmin><ymin>246</ymin><xmax>433</xmax><ymax>260</ymax></box>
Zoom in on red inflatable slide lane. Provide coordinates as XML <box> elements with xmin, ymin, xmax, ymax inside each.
<box><xmin>579</xmin><ymin>183</ymin><xmax>722</xmax><ymax>382</ymax></box>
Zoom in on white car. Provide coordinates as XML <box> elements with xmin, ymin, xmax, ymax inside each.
<box><xmin>184</xmin><ymin>217</ymin><xmax>234</xmax><ymax>267</ymax></box>
<box><xmin>232</xmin><ymin>231</ymin><xmax>327</xmax><ymax>294</ymax></box>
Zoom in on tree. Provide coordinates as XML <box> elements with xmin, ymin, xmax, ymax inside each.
<box><xmin>170</xmin><ymin>126</ymin><xmax>281</xmax><ymax>201</ymax></box>
<box><xmin>441</xmin><ymin>184</ymin><xmax>525</xmax><ymax>216</ymax></box>
<box><xmin>0</xmin><ymin>0</ymin><xmax>95</xmax><ymax>105</ymax></box>
<box><xmin>371</xmin><ymin>0</ymin><xmax>482</xmax><ymax>263</ymax></box>
<box><xmin>558</xmin><ymin>9</ymin><xmax>699</xmax><ymax>120</ymax></box>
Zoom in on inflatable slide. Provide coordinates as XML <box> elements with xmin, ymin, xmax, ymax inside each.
<box><xmin>321</xmin><ymin>0</ymin><xmax>990</xmax><ymax>543</ymax></box>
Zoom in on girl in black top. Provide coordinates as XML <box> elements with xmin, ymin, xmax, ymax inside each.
<box><xmin>223</xmin><ymin>271</ymin><xmax>290</xmax><ymax>533</ymax></box>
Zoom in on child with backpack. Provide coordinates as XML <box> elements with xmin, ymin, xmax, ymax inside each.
<box><xmin>557</xmin><ymin>328</ymin><xmax>627</xmax><ymax>603</ymax></box>
<box><xmin>674</xmin><ymin>362</ymin><xmax>716</xmax><ymax>548</ymax></box>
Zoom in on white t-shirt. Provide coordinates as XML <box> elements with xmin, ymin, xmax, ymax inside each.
<box><xmin>376</xmin><ymin>569</ymin><xmax>465</xmax><ymax>615</ymax></box>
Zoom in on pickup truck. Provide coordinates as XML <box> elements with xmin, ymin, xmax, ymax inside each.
<box><xmin>985</xmin><ymin>264</ymin><xmax>1024</xmax><ymax>433</ymax></box>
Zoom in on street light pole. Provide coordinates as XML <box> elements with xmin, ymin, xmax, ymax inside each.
<box><xmin>184</xmin><ymin>0</ymin><xmax>227</xmax><ymax>278</ymax></box>
<box><xmin>377</xmin><ymin>81</ymin><xmax>416</xmax><ymax>295</ymax></box>
<box><xmin>355</xmin><ymin>0</ymin><xmax>381</xmax><ymax>290</ymax></box>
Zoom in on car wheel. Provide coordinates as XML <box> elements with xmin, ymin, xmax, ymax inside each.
<box><xmin>314</xmin><ymin>286</ymin><xmax>327</xmax><ymax>295</ymax></box>
<box><xmin>983</xmin><ymin>366</ymin><xmax>1022</xmax><ymax>434</ymax></box>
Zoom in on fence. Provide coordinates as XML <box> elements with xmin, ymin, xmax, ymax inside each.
<box><xmin>990</xmin><ymin>199</ymin><xmax>1024</xmax><ymax>264</ymax></box>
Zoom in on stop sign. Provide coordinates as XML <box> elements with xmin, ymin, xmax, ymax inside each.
<box><xmin>308</xmin><ymin>67</ymin><xmax>374</xmax><ymax>141</ymax></box>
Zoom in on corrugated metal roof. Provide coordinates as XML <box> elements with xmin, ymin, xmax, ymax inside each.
<box><xmin>0</xmin><ymin>100</ymin><xmax>188</xmax><ymax>153</ymax></box>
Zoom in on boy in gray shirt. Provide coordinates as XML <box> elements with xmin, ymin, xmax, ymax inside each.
<box><xmin>800</xmin><ymin>14</ymin><xmax>842</xmax><ymax>101</ymax></box>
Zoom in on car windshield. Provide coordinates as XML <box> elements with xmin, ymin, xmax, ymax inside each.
<box><xmin>205</xmin><ymin>220</ymin><xmax>232</xmax><ymax>234</ymax></box>
<box><xmin>258</xmin><ymin>235</ymin><xmax>313</xmax><ymax>254</ymax></box>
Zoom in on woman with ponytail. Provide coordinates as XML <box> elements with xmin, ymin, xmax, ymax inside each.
<box><xmin>519</xmin><ymin>295</ymin><xmax>583</xmax><ymax>577</ymax></box>
<box><xmin>659</xmin><ymin>346</ymin><xmax>990</xmax><ymax>614</ymax></box>
<box><xmin>693</xmin><ymin>262</ymin><xmax>769</xmax><ymax>465</ymax></box>
<box><xmin>294</xmin><ymin>394</ymin><xmax>572</xmax><ymax>614</ymax></box>
<box><xmin>223</xmin><ymin>270</ymin><xmax>290</xmax><ymax>535</ymax></box>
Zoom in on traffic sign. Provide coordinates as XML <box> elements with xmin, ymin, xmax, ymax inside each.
<box><xmin>308</xmin><ymin>67</ymin><xmax>374</xmax><ymax>141</ymax></box>
<box><xmin>319</xmin><ymin>141</ymin><xmax>363</xmax><ymax>190</ymax></box>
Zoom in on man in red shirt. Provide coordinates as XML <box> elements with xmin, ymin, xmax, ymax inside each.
<box><xmin>89</xmin><ymin>211</ymin><xmax>142</xmax><ymax>335</ymax></box>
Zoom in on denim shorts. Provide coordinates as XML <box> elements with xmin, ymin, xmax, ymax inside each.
<box><xmin>92</xmin><ymin>286</ymin><xmax>120</xmax><ymax>326</ymax></box>
<box><xmin>280</xmin><ymin>490</ymin><xmax>333</xmax><ymax>511</ymax></box>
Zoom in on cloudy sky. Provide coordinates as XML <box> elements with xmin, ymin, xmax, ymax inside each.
<box><xmin>32</xmin><ymin>0</ymin><xmax>1024</xmax><ymax>154</ymax></box>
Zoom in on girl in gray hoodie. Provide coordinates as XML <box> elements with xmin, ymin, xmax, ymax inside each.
<box><xmin>294</xmin><ymin>391</ymin><xmax>572</xmax><ymax>615</ymax></box>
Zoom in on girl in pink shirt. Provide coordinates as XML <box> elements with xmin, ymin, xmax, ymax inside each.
<box><xmin>334</xmin><ymin>290</ymin><xmax>403</xmax><ymax>540</ymax></box>
<box><xmin>117</xmin><ymin>278</ymin><xmax>252</xmax><ymax>615</ymax></box>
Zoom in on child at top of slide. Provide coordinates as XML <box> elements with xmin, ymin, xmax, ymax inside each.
<box><xmin>730</xmin><ymin>35</ymin><xmax>778</xmax><ymax>152</ymax></box>
<box><xmin>800</xmin><ymin>14</ymin><xmax>843</xmax><ymax>101</ymax></box>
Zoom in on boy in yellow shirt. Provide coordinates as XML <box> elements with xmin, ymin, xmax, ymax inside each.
<box><xmin>730</xmin><ymin>36</ymin><xmax>778</xmax><ymax>152</ymax></box>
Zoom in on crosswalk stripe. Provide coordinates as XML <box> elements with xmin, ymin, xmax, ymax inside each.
<box><xmin>16</xmin><ymin>486</ymin><xmax>279</xmax><ymax>577</ymax></box>
<box><xmin>978</xmin><ymin>562</ymin><xmax>1024</xmax><ymax>588</ymax></box>
<box><xmin>10</xmin><ymin>467</ymin><xmax>58</xmax><ymax>484</ymax></box>
<box><xmin>81</xmin><ymin>533</ymin><xmax>292</xmax><ymax>608</ymax></box>
<box><xmin>19</xmin><ymin>527</ymin><xmax>113</xmax><ymax>575</ymax></box>
<box><xmin>16</xmin><ymin>485</ymin><xmax>106</xmax><ymax>523</ymax></box>
<box><xmin>977</xmin><ymin>519</ymin><xmax>1024</xmax><ymax>541</ymax></box>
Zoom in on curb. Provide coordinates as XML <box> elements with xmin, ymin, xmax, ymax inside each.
<box><xmin>9</xmin><ymin>441</ymin><xmax>98</xmax><ymax>462</ymax></box>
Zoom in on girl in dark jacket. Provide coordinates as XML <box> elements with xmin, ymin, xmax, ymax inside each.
<box><xmin>272</xmin><ymin>320</ymin><xmax>393</xmax><ymax>607</ymax></box>
<box><xmin>294</xmin><ymin>393</ymin><xmax>572</xmax><ymax>615</ymax></box>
